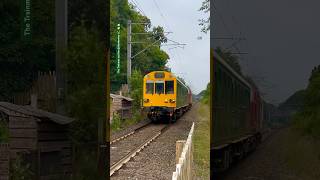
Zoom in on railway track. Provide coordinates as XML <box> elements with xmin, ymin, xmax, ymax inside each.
<box><xmin>110</xmin><ymin>121</ymin><xmax>151</xmax><ymax>145</ymax></box>
<box><xmin>110</xmin><ymin>124</ymin><xmax>170</xmax><ymax>176</ymax></box>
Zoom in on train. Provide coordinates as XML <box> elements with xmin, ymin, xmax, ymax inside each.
<box><xmin>212</xmin><ymin>51</ymin><xmax>263</xmax><ymax>172</ymax></box>
<box><xmin>142</xmin><ymin>71</ymin><xmax>192</xmax><ymax>122</ymax></box>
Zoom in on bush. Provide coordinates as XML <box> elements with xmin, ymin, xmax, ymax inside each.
<box><xmin>0</xmin><ymin>121</ymin><xmax>8</xmax><ymax>143</ymax></box>
<box><xmin>111</xmin><ymin>112</ymin><xmax>122</xmax><ymax>131</ymax></box>
<box><xmin>10</xmin><ymin>155</ymin><xmax>33</xmax><ymax>180</ymax></box>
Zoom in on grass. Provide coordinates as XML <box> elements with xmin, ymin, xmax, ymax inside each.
<box><xmin>110</xmin><ymin>110</ymin><xmax>144</xmax><ymax>132</ymax></box>
<box><xmin>277</xmin><ymin>127</ymin><xmax>320</xmax><ymax>180</ymax></box>
<box><xmin>193</xmin><ymin>103</ymin><xmax>210</xmax><ymax>179</ymax></box>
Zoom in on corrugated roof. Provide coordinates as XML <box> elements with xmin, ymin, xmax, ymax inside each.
<box><xmin>110</xmin><ymin>94</ymin><xmax>133</xmax><ymax>101</ymax></box>
<box><xmin>0</xmin><ymin>102</ymin><xmax>74</xmax><ymax>125</ymax></box>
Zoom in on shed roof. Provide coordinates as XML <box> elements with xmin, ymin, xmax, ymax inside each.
<box><xmin>110</xmin><ymin>94</ymin><xmax>133</xmax><ymax>101</ymax></box>
<box><xmin>0</xmin><ymin>102</ymin><xmax>74</xmax><ymax>125</ymax></box>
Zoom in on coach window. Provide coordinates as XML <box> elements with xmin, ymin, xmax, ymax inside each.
<box><xmin>146</xmin><ymin>81</ymin><xmax>154</xmax><ymax>94</ymax></box>
<box><xmin>155</xmin><ymin>81</ymin><xmax>164</xmax><ymax>94</ymax></box>
<box><xmin>165</xmin><ymin>81</ymin><xmax>174</xmax><ymax>94</ymax></box>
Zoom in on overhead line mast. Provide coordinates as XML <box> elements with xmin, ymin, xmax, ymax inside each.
<box><xmin>126</xmin><ymin>20</ymin><xmax>185</xmax><ymax>92</ymax></box>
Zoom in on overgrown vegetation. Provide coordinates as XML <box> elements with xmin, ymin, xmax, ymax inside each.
<box><xmin>193</xmin><ymin>103</ymin><xmax>210</xmax><ymax>179</ymax></box>
<box><xmin>0</xmin><ymin>120</ymin><xmax>8</xmax><ymax>143</ymax></box>
<box><xmin>277</xmin><ymin>128</ymin><xmax>320</xmax><ymax>179</ymax></box>
<box><xmin>200</xmin><ymin>83</ymin><xmax>210</xmax><ymax>105</ymax></box>
<box><xmin>129</xmin><ymin>70</ymin><xmax>143</xmax><ymax>109</ymax></box>
<box><xmin>294</xmin><ymin>65</ymin><xmax>320</xmax><ymax>138</ymax></box>
<box><xmin>10</xmin><ymin>155</ymin><xmax>34</xmax><ymax>180</ymax></box>
<box><xmin>110</xmin><ymin>0</ymin><xmax>169</xmax><ymax>92</ymax></box>
<box><xmin>111</xmin><ymin>112</ymin><xmax>122</xmax><ymax>131</ymax></box>
<box><xmin>62</xmin><ymin>22</ymin><xmax>105</xmax><ymax>178</ymax></box>
<box><xmin>0</xmin><ymin>0</ymin><xmax>55</xmax><ymax>101</ymax></box>
<box><xmin>63</xmin><ymin>23</ymin><xmax>105</xmax><ymax>144</ymax></box>
<box><xmin>111</xmin><ymin>111</ymin><xmax>144</xmax><ymax>132</ymax></box>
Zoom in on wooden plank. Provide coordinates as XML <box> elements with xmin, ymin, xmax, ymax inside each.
<box><xmin>9</xmin><ymin>117</ymin><xmax>37</xmax><ymax>129</ymax></box>
<box><xmin>0</xmin><ymin>163</ymin><xmax>9</xmax><ymax>172</ymax></box>
<box><xmin>9</xmin><ymin>129</ymin><xmax>37</xmax><ymax>138</ymax></box>
<box><xmin>39</xmin><ymin>141</ymin><xmax>71</xmax><ymax>150</ymax></box>
<box><xmin>38</xmin><ymin>123</ymin><xmax>67</xmax><ymax>132</ymax></box>
<box><xmin>38</xmin><ymin>132</ymin><xmax>67</xmax><ymax>141</ymax></box>
<box><xmin>176</xmin><ymin>140</ymin><xmax>186</xmax><ymax>164</ymax></box>
<box><xmin>0</xmin><ymin>176</ymin><xmax>9</xmax><ymax>180</ymax></box>
<box><xmin>10</xmin><ymin>138</ymin><xmax>37</xmax><ymax>150</ymax></box>
<box><xmin>61</xmin><ymin>157</ymin><xmax>72</xmax><ymax>165</ymax></box>
<box><xmin>40</xmin><ymin>175</ymin><xmax>61</xmax><ymax>180</ymax></box>
<box><xmin>60</xmin><ymin>148</ymin><xmax>71</xmax><ymax>157</ymax></box>
<box><xmin>62</xmin><ymin>165</ymin><xmax>72</xmax><ymax>173</ymax></box>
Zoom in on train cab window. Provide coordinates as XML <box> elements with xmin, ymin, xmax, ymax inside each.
<box><xmin>165</xmin><ymin>81</ymin><xmax>174</xmax><ymax>94</ymax></box>
<box><xmin>146</xmin><ymin>81</ymin><xmax>154</xmax><ymax>94</ymax></box>
<box><xmin>155</xmin><ymin>81</ymin><xmax>164</xmax><ymax>94</ymax></box>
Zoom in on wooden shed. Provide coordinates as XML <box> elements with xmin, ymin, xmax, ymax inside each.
<box><xmin>0</xmin><ymin>102</ymin><xmax>74</xmax><ymax>180</ymax></box>
<box><xmin>110</xmin><ymin>94</ymin><xmax>133</xmax><ymax>122</ymax></box>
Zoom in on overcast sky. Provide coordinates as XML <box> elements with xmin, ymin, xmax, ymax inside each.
<box><xmin>212</xmin><ymin>0</ymin><xmax>320</xmax><ymax>105</ymax></box>
<box><xmin>130</xmin><ymin>0</ymin><xmax>210</xmax><ymax>94</ymax></box>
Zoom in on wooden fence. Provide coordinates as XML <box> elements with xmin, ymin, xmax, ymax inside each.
<box><xmin>14</xmin><ymin>71</ymin><xmax>57</xmax><ymax>112</ymax></box>
<box><xmin>0</xmin><ymin>143</ymin><xmax>9</xmax><ymax>180</ymax></box>
<box><xmin>172</xmin><ymin>122</ymin><xmax>194</xmax><ymax>180</ymax></box>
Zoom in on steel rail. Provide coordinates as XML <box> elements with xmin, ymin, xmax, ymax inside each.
<box><xmin>110</xmin><ymin>125</ymin><xmax>169</xmax><ymax>176</ymax></box>
<box><xmin>110</xmin><ymin>121</ymin><xmax>151</xmax><ymax>145</ymax></box>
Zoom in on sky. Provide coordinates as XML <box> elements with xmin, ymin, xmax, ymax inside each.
<box><xmin>130</xmin><ymin>0</ymin><xmax>210</xmax><ymax>94</ymax></box>
<box><xmin>212</xmin><ymin>0</ymin><xmax>320</xmax><ymax>105</ymax></box>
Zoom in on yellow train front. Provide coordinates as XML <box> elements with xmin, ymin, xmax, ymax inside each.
<box><xmin>143</xmin><ymin>71</ymin><xmax>192</xmax><ymax>122</ymax></box>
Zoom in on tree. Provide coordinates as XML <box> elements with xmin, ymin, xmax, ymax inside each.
<box><xmin>215</xmin><ymin>47</ymin><xmax>242</xmax><ymax>75</ymax></box>
<box><xmin>129</xmin><ymin>69</ymin><xmax>143</xmax><ymax>109</ymax></box>
<box><xmin>0</xmin><ymin>0</ymin><xmax>55</xmax><ymax>101</ymax></box>
<box><xmin>294</xmin><ymin>65</ymin><xmax>320</xmax><ymax>138</ymax></box>
<box><xmin>201</xmin><ymin>82</ymin><xmax>210</xmax><ymax>104</ymax></box>
<box><xmin>199</xmin><ymin>0</ymin><xmax>210</xmax><ymax>33</ymax></box>
<box><xmin>110</xmin><ymin>0</ymin><xmax>169</xmax><ymax>92</ymax></box>
<box><xmin>63</xmin><ymin>24</ymin><xmax>105</xmax><ymax>143</ymax></box>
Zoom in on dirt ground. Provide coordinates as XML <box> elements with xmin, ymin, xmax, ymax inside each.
<box><xmin>214</xmin><ymin>128</ymin><xmax>305</xmax><ymax>180</ymax></box>
<box><xmin>111</xmin><ymin>104</ymin><xmax>197</xmax><ymax>180</ymax></box>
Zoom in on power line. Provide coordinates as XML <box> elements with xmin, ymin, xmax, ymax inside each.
<box><xmin>130</xmin><ymin>0</ymin><xmax>146</xmax><ymax>17</ymax></box>
<box><xmin>152</xmin><ymin>0</ymin><xmax>173</xmax><ymax>32</ymax></box>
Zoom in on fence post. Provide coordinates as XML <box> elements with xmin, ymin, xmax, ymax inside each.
<box><xmin>176</xmin><ymin>140</ymin><xmax>186</xmax><ymax>164</ymax></box>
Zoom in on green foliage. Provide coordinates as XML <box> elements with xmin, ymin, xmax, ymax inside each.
<box><xmin>129</xmin><ymin>70</ymin><xmax>143</xmax><ymax>109</ymax></box>
<box><xmin>0</xmin><ymin>0</ymin><xmax>55</xmax><ymax>101</ymax></box>
<box><xmin>0</xmin><ymin>0</ymin><xmax>106</xmax><ymax>101</ymax></box>
<box><xmin>111</xmin><ymin>108</ymin><xmax>144</xmax><ymax>132</ymax></box>
<box><xmin>63</xmin><ymin>24</ymin><xmax>105</xmax><ymax>144</ymax></box>
<box><xmin>111</xmin><ymin>112</ymin><xmax>122</xmax><ymax>131</ymax></box>
<box><xmin>0</xmin><ymin>121</ymin><xmax>8</xmax><ymax>143</ymax></box>
<box><xmin>73</xmin><ymin>145</ymin><xmax>99</xmax><ymax>180</ymax></box>
<box><xmin>10</xmin><ymin>155</ymin><xmax>34</xmax><ymax>180</ymax></box>
<box><xmin>194</xmin><ymin>104</ymin><xmax>210</xmax><ymax>179</ymax></box>
<box><xmin>294</xmin><ymin>65</ymin><xmax>320</xmax><ymax>138</ymax></box>
<box><xmin>200</xmin><ymin>83</ymin><xmax>210</xmax><ymax>104</ymax></box>
<box><xmin>199</xmin><ymin>0</ymin><xmax>210</xmax><ymax>33</ymax></box>
<box><xmin>110</xmin><ymin>0</ymin><xmax>169</xmax><ymax>92</ymax></box>
<box><xmin>278</xmin><ymin>90</ymin><xmax>306</xmax><ymax>111</ymax></box>
<box><xmin>215</xmin><ymin>47</ymin><xmax>242</xmax><ymax>75</ymax></box>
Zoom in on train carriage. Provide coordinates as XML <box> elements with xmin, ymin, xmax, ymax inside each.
<box><xmin>212</xmin><ymin>51</ymin><xmax>263</xmax><ymax>172</ymax></box>
<box><xmin>143</xmin><ymin>71</ymin><xmax>192</xmax><ymax>122</ymax></box>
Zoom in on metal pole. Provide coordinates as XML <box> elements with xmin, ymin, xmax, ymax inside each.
<box><xmin>127</xmin><ymin>20</ymin><xmax>132</xmax><ymax>91</ymax></box>
<box><xmin>55</xmin><ymin>0</ymin><xmax>68</xmax><ymax>114</ymax></box>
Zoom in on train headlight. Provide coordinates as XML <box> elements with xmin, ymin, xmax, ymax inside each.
<box><xmin>169</xmin><ymin>99</ymin><xmax>176</xmax><ymax>103</ymax></box>
<box><xmin>144</xmin><ymin>99</ymin><xmax>149</xmax><ymax>103</ymax></box>
<box><xmin>164</xmin><ymin>99</ymin><xmax>169</xmax><ymax>103</ymax></box>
